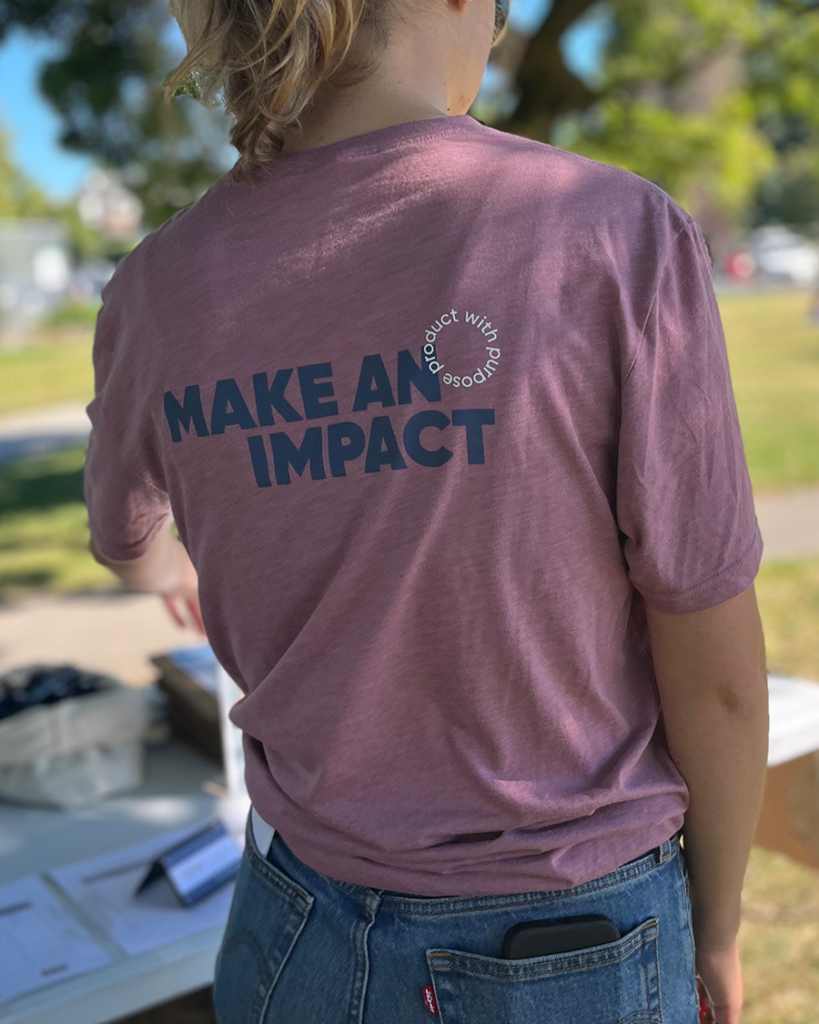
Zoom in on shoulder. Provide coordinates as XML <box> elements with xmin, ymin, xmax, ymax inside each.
<box><xmin>100</xmin><ymin>173</ymin><xmax>230</xmax><ymax>306</ymax></box>
<box><xmin>472</xmin><ymin>121</ymin><xmax>695</xmax><ymax>241</ymax></box>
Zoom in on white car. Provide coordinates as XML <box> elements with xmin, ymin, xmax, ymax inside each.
<box><xmin>750</xmin><ymin>226</ymin><xmax>819</xmax><ymax>287</ymax></box>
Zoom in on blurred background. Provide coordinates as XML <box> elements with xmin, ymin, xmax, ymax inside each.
<box><xmin>0</xmin><ymin>1</ymin><xmax>818</xmax><ymax>1022</ymax></box>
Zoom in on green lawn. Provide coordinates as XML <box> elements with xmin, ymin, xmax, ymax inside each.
<box><xmin>0</xmin><ymin>331</ymin><xmax>94</xmax><ymax>416</ymax></box>
<box><xmin>0</xmin><ymin>447</ymin><xmax>116</xmax><ymax>598</ymax></box>
<box><xmin>740</xmin><ymin>844</ymin><xmax>819</xmax><ymax>1024</ymax></box>
<box><xmin>721</xmin><ymin>290</ymin><xmax>819</xmax><ymax>491</ymax></box>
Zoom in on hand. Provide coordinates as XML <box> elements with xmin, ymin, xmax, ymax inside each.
<box><xmin>90</xmin><ymin>525</ymin><xmax>207</xmax><ymax>636</ymax></box>
<box><xmin>695</xmin><ymin>940</ymin><xmax>743</xmax><ymax>1024</ymax></box>
<box><xmin>159</xmin><ymin>540</ymin><xmax>206</xmax><ymax>636</ymax></box>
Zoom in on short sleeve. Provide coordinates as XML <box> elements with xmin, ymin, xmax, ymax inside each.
<box><xmin>616</xmin><ymin>217</ymin><xmax>764</xmax><ymax>614</ymax></box>
<box><xmin>83</xmin><ymin>266</ymin><xmax>173</xmax><ymax>562</ymax></box>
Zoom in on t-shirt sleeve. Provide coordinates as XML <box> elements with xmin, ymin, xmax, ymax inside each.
<box><xmin>83</xmin><ymin>267</ymin><xmax>173</xmax><ymax>563</ymax></box>
<box><xmin>615</xmin><ymin>215</ymin><xmax>764</xmax><ymax>614</ymax></box>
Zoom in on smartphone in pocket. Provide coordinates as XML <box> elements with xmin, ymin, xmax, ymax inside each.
<box><xmin>501</xmin><ymin>914</ymin><xmax>621</xmax><ymax>959</ymax></box>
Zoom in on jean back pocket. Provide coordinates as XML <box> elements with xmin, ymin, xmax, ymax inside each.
<box><xmin>426</xmin><ymin>916</ymin><xmax>662</xmax><ymax>1024</ymax></box>
<box><xmin>212</xmin><ymin>834</ymin><xmax>314</xmax><ymax>1024</ymax></box>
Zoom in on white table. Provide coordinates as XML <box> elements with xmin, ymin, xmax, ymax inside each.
<box><xmin>765</xmin><ymin>673</ymin><xmax>819</xmax><ymax>766</ymax></box>
<box><xmin>2</xmin><ymin>673</ymin><xmax>819</xmax><ymax>1024</ymax></box>
<box><xmin>0</xmin><ymin>737</ymin><xmax>249</xmax><ymax>1024</ymax></box>
<box><xmin>754</xmin><ymin>673</ymin><xmax>819</xmax><ymax>870</ymax></box>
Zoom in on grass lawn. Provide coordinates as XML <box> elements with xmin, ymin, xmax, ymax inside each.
<box><xmin>754</xmin><ymin>557</ymin><xmax>819</xmax><ymax>683</ymax></box>
<box><xmin>740</xmin><ymin>844</ymin><xmax>819</xmax><ymax>1024</ymax></box>
<box><xmin>0</xmin><ymin>447</ymin><xmax>116</xmax><ymax>597</ymax></box>
<box><xmin>720</xmin><ymin>290</ymin><xmax>819</xmax><ymax>491</ymax></box>
<box><xmin>0</xmin><ymin>331</ymin><xmax>94</xmax><ymax>416</ymax></box>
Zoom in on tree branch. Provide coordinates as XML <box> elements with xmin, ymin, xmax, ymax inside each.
<box><xmin>504</xmin><ymin>0</ymin><xmax>601</xmax><ymax>134</ymax></box>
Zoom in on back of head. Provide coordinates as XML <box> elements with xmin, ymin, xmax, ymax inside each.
<box><xmin>164</xmin><ymin>0</ymin><xmax>410</xmax><ymax>178</ymax></box>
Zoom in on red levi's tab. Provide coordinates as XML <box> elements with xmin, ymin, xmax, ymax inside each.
<box><xmin>422</xmin><ymin>984</ymin><xmax>439</xmax><ymax>1016</ymax></box>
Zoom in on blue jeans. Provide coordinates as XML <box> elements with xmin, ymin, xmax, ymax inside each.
<box><xmin>213</xmin><ymin>808</ymin><xmax>700</xmax><ymax>1023</ymax></box>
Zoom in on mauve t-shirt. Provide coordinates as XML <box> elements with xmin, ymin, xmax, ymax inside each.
<box><xmin>83</xmin><ymin>112</ymin><xmax>764</xmax><ymax>896</ymax></box>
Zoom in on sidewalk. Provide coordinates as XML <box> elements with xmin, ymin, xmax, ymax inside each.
<box><xmin>754</xmin><ymin>485</ymin><xmax>819</xmax><ymax>561</ymax></box>
<box><xmin>0</xmin><ymin>590</ymin><xmax>204</xmax><ymax>686</ymax></box>
<box><xmin>0</xmin><ymin>400</ymin><xmax>90</xmax><ymax>465</ymax></box>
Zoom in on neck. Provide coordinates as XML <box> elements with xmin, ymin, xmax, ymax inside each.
<box><xmin>279</xmin><ymin>44</ymin><xmax>468</xmax><ymax>153</ymax></box>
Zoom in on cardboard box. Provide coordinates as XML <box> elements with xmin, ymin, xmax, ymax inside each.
<box><xmin>753</xmin><ymin>748</ymin><xmax>819</xmax><ymax>870</ymax></box>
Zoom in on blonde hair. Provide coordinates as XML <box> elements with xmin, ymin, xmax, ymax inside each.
<box><xmin>164</xmin><ymin>0</ymin><xmax>402</xmax><ymax>180</ymax></box>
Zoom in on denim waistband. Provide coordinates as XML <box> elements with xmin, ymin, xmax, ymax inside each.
<box><xmin>246</xmin><ymin>807</ymin><xmax>683</xmax><ymax>917</ymax></box>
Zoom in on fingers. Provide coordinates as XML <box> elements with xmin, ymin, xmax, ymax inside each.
<box><xmin>162</xmin><ymin>592</ymin><xmax>207</xmax><ymax>635</ymax></box>
<box><xmin>186</xmin><ymin>595</ymin><xmax>207</xmax><ymax>636</ymax></box>
<box><xmin>162</xmin><ymin>594</ymin><xmax>187</xmax><ymax>629</ymax></box>
<box><xmin>697</xmin><ymin>977</ymin><xmax>715</xmax><ymax>1024</ymax></box>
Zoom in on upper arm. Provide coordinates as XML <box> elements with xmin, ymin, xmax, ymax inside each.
<box><xmin>616</xmin><ymin>215</ymin><xmax>763</xmax><ymax>615</ymax></box>
<box><xmin>83</xmin><ymin>263</ymin><xmax>173</xmax><ymax>562</ymax></box>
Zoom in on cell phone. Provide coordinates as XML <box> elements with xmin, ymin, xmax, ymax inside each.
<box><xmin>501</xmin><ymin>914</ymin><xmax>621</xmax><ymax>959</ymax></box>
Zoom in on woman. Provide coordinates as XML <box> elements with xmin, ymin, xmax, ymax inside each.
<box><xmin>83</xmin><ymin>0</ymin><xmax>769</xmax><ymax>1022</ymax></box>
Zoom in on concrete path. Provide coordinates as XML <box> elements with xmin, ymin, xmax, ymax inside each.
<box><xmin>0</xmin><ymin>590</ymin><xmax>204</xmax><ymax>686</ymax></box>
<box><xmin>0</xmin><ymin>401</ymin><xmax>816</xmax><ymax>684</ymax></box>
<box><xmin>0</xmin><ymin>401</ymin><xmax>90</xmax><ymax>465</ymax></box>
<box><xmin>754</xmin><ymin>485</ymin><xmax>819</xmax><ymax>561</ymax></box>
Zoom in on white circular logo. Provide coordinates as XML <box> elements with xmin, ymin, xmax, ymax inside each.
<box><xmin>422</xmin><ymin>308</ymin><xmax>502</xmax><ymax>388</ymax></box>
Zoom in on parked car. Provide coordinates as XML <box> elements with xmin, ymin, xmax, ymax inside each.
<box><xmin>723</xmin><ymin>250</ymin><xmax>757</xmax><ymax>281</ymax></box>
<box><xmin>749</xmin><ymin>226</ymin><xmax>819</xmax><ymax>287</ymax></box>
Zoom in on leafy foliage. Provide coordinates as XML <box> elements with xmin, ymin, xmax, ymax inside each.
<box><xmin>0</xmin><ymin>127</ymin><xmax>50</xmax><ymax>216</ymax></box>
<box><xmin>1</xmin><ymin>0</ymin><xmax>818</xmax><ymax>230</ymax></box>
<box><xmin>505</xmin><ymin>0</ymin><xmax>819</xmax><ymax>231</ymax></box>
<box><xmin>0</xmin><ymin>0</ymin><xmax>233</xmax><ymax>227</ymax></box>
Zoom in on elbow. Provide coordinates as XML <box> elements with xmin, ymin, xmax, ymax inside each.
<box><xmin>712</xmin><ymin>672</ymin><xmax>769</xmax><ymax>719</ymax></box>
<box><xmin>88</xmin><ymin>536</ymin><xmax>111</xmax><ymax>567</ymax></box>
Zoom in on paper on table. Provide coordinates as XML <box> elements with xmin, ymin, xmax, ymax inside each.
<box><xmin>47</xmin><ymin>821</ymin><xmax>237</xmax><ymax>957</ymax></box>
<box><xmin>0</xmin><ymin>874</ymin><xmax>113</xmax><ymax>1006</ymax></box>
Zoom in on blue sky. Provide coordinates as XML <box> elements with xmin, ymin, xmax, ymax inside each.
<box><xmin>0</xmin><ymin>0</ymin><xmax>611</xmax><ymax>202</ymax></box>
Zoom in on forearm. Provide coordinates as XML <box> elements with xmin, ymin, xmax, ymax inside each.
<box><xmin>664</xmin><ymin>690</ymin><xmax>769</xmax><ymax>949</ymax></box>
<box><xmin>89</xmin><ymin>522</ymin><xmax>186</xmax><ymax>593</ymax></box>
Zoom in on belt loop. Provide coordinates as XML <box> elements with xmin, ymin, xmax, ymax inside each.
<box><xmin>657</xmin><ymin>828</ymin><xmax>681</xmax><ymax>864</ymax></box>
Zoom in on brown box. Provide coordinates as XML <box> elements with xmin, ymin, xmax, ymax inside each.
<box><xmin>150</xmin><ymin>654</ymin><xmax>222</xmax><ymax>766</ymax></box>
<box><xmin>753</xmin><ymin>750</ymin><xmax>819</xmax><ymax>870</ymax></box>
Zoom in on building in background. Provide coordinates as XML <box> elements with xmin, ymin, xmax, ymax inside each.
<box><xmin>76</xmin><ymin>169</ymin><xmax>143</xmax><ymax>242</ymax></box>
<box><xmin>0</xmin><ymin>219</ymin><xmax>71</xmax><ymax>348</ymax></box>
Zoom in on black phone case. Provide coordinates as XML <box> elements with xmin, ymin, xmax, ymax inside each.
<box><xmin>501</xmin><ymin>914</ymin><xmax>621</xmax><ymax>959</ymax></box>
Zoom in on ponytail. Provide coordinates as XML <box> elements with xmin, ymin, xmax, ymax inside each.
<box><xmin>164</xmin><ymin>0</ymin><xmax>396</xmax><ymax>179</ymax></box>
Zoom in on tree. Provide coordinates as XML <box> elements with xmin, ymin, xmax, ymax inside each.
<box><xmin>0</xmin><ymin>0</ymin><xmax>233</xmax><ymax>228</ymax></box>
<box><xmin>2</xmin><ymin>0</ymin><xmax>817</xmax><ymax>239</ymax></box>
<box><xmin>0</xmin><ymin>126</ymin><xmax>50</xmax><ymax>217</ymax></box>
<box><xmin>499</xmin><ymin>0</ymin><xmax>819</xmax><ymax>249</ymax></box>
<box><xmin>746</xmin><ymin>2</ymin><xmax>819</xmax><ymax>231</ymax></box>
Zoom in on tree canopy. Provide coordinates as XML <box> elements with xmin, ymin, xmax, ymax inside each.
<box><xmin>0</xmin><ymin>126</ymin><xmax>51</xmax><ymax>217</ymax></box>
<box><xmin>0</xmin><ymin>0</ymin><xmax>233</xmax><ymax>227</ymax></box>
<box><xmin>1</xmin><ymin>0</ymin><xmax>817</xmax><ymax>237</ymax></box>
<box><xmin>503</xmin><ymin>0</ymin><xmax>819</xmax><ymax>246</ymax></box>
